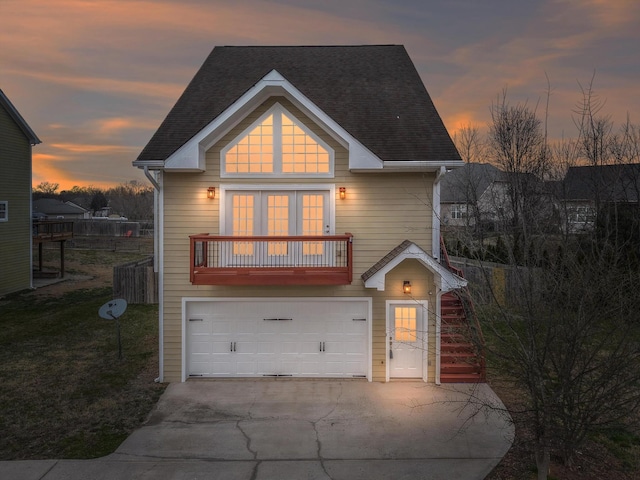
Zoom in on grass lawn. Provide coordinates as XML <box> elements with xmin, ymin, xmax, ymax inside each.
<box><xmin>0</xmin><ymin>244</ymin><xmax>166</xmax><ymax>460</ymax></box>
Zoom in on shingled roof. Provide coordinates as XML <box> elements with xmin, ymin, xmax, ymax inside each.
<box><xmin>563</xmin><ymin>164</ymin><xmax>640</xmax><ymax>203</ymax></box>
<box><xmin>137</xmin><ymin>45</ymin><xmax>460</xmax><ymax>164</ymax></box>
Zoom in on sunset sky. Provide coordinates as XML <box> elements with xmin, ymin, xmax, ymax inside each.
<box><xmin>2</xmin><ymin>0</ymin><xmax>639</xmax><ymax>190</ymax></box>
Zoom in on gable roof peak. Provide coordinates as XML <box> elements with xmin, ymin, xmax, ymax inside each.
<box><xmin>136</xmin><ymin>44</ymin><xmax>461</xmax><ymax>167</ymax></box>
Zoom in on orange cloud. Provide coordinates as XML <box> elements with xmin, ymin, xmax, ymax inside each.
<box><xmin>49</xmin><ymin>143</ymin><xmax>135</xmax><ymax>154</ymax></box>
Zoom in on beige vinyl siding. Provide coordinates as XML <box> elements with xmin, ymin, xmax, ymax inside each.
<box><xmin>160</xmin><ymin>97</ymin><xmax>438</xmax><ymax>382</ymax></box>
<box><xmin>0</xmin><ymin>105</ymin><xmax>32</xmax><ymax>297</ymax></box>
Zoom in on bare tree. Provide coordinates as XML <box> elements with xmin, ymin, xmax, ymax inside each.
<box><xmin>106</xmin><ymin>181</ymin><xmax>154</xmax><ymax>221</ymax></box>
<box><xmin>487</xmin><ymin>89</ymin><xmax>550</xmax><ymax>262</ymax></box>
<box><xmin>451</xmin><ymin>86</ymin><xmax>640</xmax><ymax>479</ymax></box>
<box><xmin>450</xmin><ymin>125</ymin><xmax>490</xmax><ymax>243</ymax></box>
<box><xmin>32</xmin><ymin>181</ymin><xmax>59</xmax><ymax>196</ymax></box>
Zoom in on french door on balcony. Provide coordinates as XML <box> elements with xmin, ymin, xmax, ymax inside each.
<box><xmin>224</xmin><ymin>190</ymin><xmax>331</xmax><ymax>267</ymax></box>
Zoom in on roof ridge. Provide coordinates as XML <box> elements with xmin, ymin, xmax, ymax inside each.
<box><xmin>219</xmin><ymin>44</ymin><xmax>402</xmax><ymax>48</ymax></box>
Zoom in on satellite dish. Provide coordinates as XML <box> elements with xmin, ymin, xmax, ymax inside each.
<box><xmin>99</xmin><ymin>299</ymin><xmax>128</xmax><ymax>320</ymax></box>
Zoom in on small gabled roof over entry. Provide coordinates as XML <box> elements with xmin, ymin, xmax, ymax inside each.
<box><xmin>135</xmin><ymin>45</ymin><xmax>462</xmax><ymax>171</ymax></box>
<box><xmin>362</xmin><ymin>240</ymin><xmax>466</xmax><ymax>293</ymax></box>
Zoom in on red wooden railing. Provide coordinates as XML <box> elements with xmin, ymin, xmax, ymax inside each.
<box><xmin>189</xmin><ymin>233</ymin><xmax>353</xmax><ymax>286</ymax></box>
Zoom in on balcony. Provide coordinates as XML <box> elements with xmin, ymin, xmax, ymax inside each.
<box><xmin>32</xmin><ymin>220</ymin><xmax>74</xmax><ymax>243</ymax></box>
<box><xmin>189</xmin><ymin>233</ymin><xmax>353</xmax><ymax>286</ymax></box>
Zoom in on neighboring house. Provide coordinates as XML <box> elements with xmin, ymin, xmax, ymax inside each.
<box><xmin>442</xmin><ymin>162</ymin><xmax>555</xmax><ymax>235</ymax></box>
<box><xmin>0</xmin><ymin>88</ymin><xmax>40</xmax><ymax>297</ymax></box>
<box><xmin>440</xmin><ymin>163</ymin><xmax>503</xmax><ymax>230</ymax></box>
<box><xmin>134</xmin><ymin>45</ymin><xmax>485</xmax><ymax>384</ymax></box>
<box><xmin>559</xmin><ymin>163</ymin><xmax>640</xmax><ymax>233</ymax></box>
<box><xmin>32</xmin><ymin>198</ymin><xmax>90</xmax><ymax>219</ymax></box>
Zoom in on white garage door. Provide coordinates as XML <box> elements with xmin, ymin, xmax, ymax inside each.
<box><xmin>186</xmin><ymin>299</ymin><xmax>369</xmax><ymax>378</ymax></box>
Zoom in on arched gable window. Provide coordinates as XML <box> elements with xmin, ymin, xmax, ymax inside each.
<box><xmin>222</xmin><ymin>104</ymin><xmax>334</xmax><ymax>177</ymax></box>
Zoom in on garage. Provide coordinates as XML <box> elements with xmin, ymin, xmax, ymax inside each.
<box><xmin>185</xmin><ymin>298</ymin><xmax>370</xmax><ymax>379</ymax></box>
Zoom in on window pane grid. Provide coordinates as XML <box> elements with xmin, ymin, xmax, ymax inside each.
<box><xmin>267</xmin><ymin>195</ymin><xmax>289</xmax><ymax>255</ymax></box>
<box><xmin>395</xmin><ymin>307</ymin><xmax>417</xmax><ymax>342</ymax></box>
<box><xmin>233</xmin><ymin>196</ymin><xmax>254</xmax><ymax>255</ymax></box>
<box><xmin>224</xmin><ymin>108</ymin><xmax>331</xmax><ymax>175</ymax></box>
<box><xmin>226</xmin><ymin>115</ymin><xmax>274</xmax><ymax>173</ymax></box>
<box><xmin>302</xmin><ymin>195</ymin><xmax>323</xmax><ymax>255</ymax></box>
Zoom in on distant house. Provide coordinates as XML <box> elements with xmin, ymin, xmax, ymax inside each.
<box><xmin>32</xmin><ymin>198</ymin><xmax>90</xmax><ymax>219</ymax></box>
<box><xmin>440</xmin><ymin>163</ymin><xmax>506</xmax><ymax>232</ymax></box>
<box><xmin>559</xmin><ymin>163</ymin><xmax>640</xmax><ymax>233</ymax></box>
<box><xmin>0</xmin><ymin>88</ymin><xmax>41</xmax><ymax>297</ymax></box>
<box><xmin>441</xmin><ymin>162</ymin><xmax>556</xmax><ymax>235</ymax></box>
<box><xmin>134</xmin><ymin>45</ymin><xmax>486</xmax><ymax>384</ymax></box>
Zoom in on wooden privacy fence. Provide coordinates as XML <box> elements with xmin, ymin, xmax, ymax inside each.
<box><xmin>113</xmin><ymin>256</ymin><xmax>158</xmax><ymax>304</ymax></box>
<box><xmin>449</xmin><ymin>256</ymin><xmax>532</xmax><ymax>306</ymax></box>
<box><xmin>73</xmin><ymin>220</ymin><xmax>141</xmax><ymax>237</ymax></box>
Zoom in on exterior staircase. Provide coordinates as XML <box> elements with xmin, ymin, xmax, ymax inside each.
<box><xmin>439</xmin><ymin>237</ymin><xmax>486</xmax><ymax>383</ymax></box>
<box><xmin>440</xmin><ymin>291</ymin><xmax>486</xmax><ymax>383</ymax></box>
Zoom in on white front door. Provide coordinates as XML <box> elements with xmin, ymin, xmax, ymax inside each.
<box><xmin>388</xmin><ymin>303</ymin><xmax>426</xmax><ymax>378</ymax></box>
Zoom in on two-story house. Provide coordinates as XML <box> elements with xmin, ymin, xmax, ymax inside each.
<box><xmin>0</xmin><ymin>88</ymin><xmax>40</xmax><ymax>297</ymax></box>
<box><xmin>134</xmin><ymin>45</ymin><xmax>484</xmax><ymax>384</ymax></box>
<box><xmin>559</xmin><ymin>163</ymin><xmax>640</xmax><ymax>233</ymax></box>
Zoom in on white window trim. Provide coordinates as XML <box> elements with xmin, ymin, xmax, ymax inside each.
<box><xmin>0</xmin><ymin>201</ymin><xmax>8</xmax><ymax>222</ymax></box>
<box><xmin>220</xmin><ymin>184</ymin><xmax>336</xmax><ymax>235</ymax></box>
<box><xmin>221</xmin><ymin>103</ymin><xmax>335</xmax><ymax>179</ymax></box>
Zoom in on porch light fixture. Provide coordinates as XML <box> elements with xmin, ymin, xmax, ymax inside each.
<box><xmin>403</xmin><ymin>281</ymin><xmax>411</xmax><ymax>294</ymax></box>
<box><xmin>339</xmin><ymin>187</ymin><xmax>346</xmax><ymax>200</ymax></box>
<box><xmin>207</xmin><ymin>187</ymin><xmax>215</xmax><ymax>199</ymax></box>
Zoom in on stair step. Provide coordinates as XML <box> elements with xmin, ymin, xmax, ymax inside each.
<box><xmin>441</xmin><ymin>353</ymin><xmax>478</xmax><ymax>364</ymax></box>
<box><xmin>440</xmin><ymin>373</ymin><xmax>485</xmax><ymax>383</ymax></box>
<box><xmin>441</xmin><ymin>350</ymin><xmax>477</xmax><ymax>358</ymax></box>
<box><xmin>440</xmin><ymin>341</ymin><xmax>474</xmax><ymax>349</ymax></box>
<box><xmin>441</xmin><ymin>333</ymin><xmax>468</xmax><ymax>342</ymax></box>
<box><xmin>441</xmin><ymin>362</ymin><xmax>482</xmax><ymax>374</ymax></box>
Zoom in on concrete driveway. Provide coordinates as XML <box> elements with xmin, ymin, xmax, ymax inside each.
<box><xmin>1</xmin><ymin>380</ymin><xmax>513</xmax><ymax>480</ymax></box>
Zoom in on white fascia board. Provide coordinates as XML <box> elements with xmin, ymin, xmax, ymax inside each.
<box><xmin>133</xmin><ymin>159</ymin><xmax>164</xmax><ymax>169</ymax></box>
<box><xmin>164</xmin><ymin>69</ymin><xmax>383</xmax><ymax>171</ymax></box>
<box><xmin>363</xmin><ymin>242</ymin><xmax>467</xmax><ymax>292</ymax></box>
<box><xmin>352</xmin><ymin>159</ymin><xmax>465</xmax><ymax>173</ymax></box>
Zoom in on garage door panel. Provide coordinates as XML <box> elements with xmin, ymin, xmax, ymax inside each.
<box><xmin>186</xmin><ymin>299</ymin><xmax>368</xmax><ymax>378</ymax></box>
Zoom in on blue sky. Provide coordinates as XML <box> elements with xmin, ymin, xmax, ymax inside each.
<box><xmin>2</xmin><ymin>0</ymin><xmax>639</xmax><ymax>189</ymax></box>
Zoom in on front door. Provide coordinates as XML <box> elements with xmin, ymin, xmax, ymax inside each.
<box><xmin>389</xmin><ymin>303</ymin><xmax>426</xmax><ymax>378</ymax></box>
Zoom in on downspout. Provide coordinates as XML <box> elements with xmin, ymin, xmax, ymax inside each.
<box><xmin>432</xmin><ymin>166</ymin><xmax>446</xmax><ymax>261</ymax></box>
<box><xmin>144</xmin><ymin>166</ymin><xmax>164</xmax><ymax>383</ymax></box>
<box><xmin>433</xmin><ymin>166</ymin><xmax>446</xmax><ymax>386</ymax></box>
<box><xmin>29</xmin><ymin>144</ymin><xmax>34</xmax><ymax>290</ymax></box>
<box><xmin>144</xmin><ymin>166</ymin><xmax>160</xmax><ymax>191</ymax></box>
<box><xmin>435</xmin><ymin>285</ymin><xmax>443</xmax><ymax>385</ymax></box>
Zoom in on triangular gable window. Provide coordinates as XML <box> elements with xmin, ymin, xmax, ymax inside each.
<box><xmin>222</xmin><ymin>104</ymin><xmax>334</xmax><ymax>177</ymax></box>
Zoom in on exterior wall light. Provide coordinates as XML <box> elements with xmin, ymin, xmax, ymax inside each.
<box><xmin>339</xmin><ymin>187</ymin><xmax>346</xmax><ymax>200</ymax></box>
<box><xmin>403</xmin><ymin>281</ymin><xmax>411</xmax><ymax>294</ymax></box>
<box><xmin>207</xmin><ymin>187</ymin><xmax>215</xmax><ymax>199</ymax></box>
